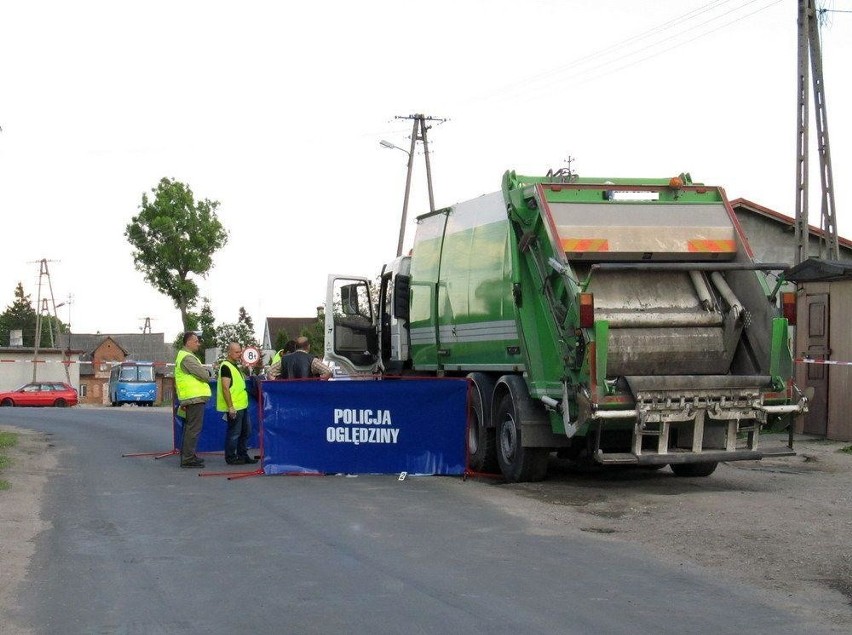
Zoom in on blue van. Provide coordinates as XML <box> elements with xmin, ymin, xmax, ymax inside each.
<box><xmin>109</xmin><ymin>362</ymin><xmax>157</xmax><ymax>407</ymax></box>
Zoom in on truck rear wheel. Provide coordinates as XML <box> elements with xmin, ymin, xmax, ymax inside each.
<box><xmin>466</xmin><ymin>373</ymin><xmax>498</xmax><ymax>473</ymax></box>
<box><xmin>494</xmin><ymin>391</ymin><xmax>549</xmax><ymax>483</ymax></box>
<box><xmin>671</xmin><ymin>462</ymin><xmax>718</xmax><ymax>477</ymax></box>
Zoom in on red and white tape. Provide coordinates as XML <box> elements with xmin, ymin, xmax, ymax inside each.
<box><xmin>795</xmin><ymin>358</ymin><xmax>852</xmax><ymax>367</ymax></box>
<box><xmin>0</xmin><ymin>359</ymin><xmax>175</xmax><ymax>367</ymax></box>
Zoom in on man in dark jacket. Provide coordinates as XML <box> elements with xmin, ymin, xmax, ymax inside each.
<box><xmin>278</xmin><ymin>336</ymin><xmax>332</xmax><ymax>379</ymax></box>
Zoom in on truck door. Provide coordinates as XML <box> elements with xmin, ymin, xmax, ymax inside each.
<box><xmin>324</xmin><ymin>275</ymin><xmax>378</xmax><ymax>374</ymax></box>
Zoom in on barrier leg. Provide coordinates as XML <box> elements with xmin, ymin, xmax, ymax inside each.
<box><xmin>198</xmin><ymin>467</ymin><xmax>264</xmax><ymax>480</ymax></box>
<box><xmin>121</xmin><ymin>448</ymin><xmax>179</xmax><ymax>458</ymax></box>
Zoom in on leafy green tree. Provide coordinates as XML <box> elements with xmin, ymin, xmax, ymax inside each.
<box><xmin>170</xmin><ymin>299</ymin><xmax>216</xmax><ymax>351</ymax></box>
<box><xmin>171</xmin><ymin>310</ymin><xmax>201</xmax><ymax>351</ymax></box>
<box><xmin>125</xmin><ymin>178</ymin><xmax>229</xmax><ymax>331</ymax></box>
<box><xmin>273</xmin><ymin>330</ymin><xmax>291</xmax><ymax>354</ymax></box>
<box><xmin>0</xmin><ymin>283</ymin><xmax>60</xmax><ymax>347</ymax></box>
<box><xmin>215</xmin><ymin>306</ymin><xmax>261</xmax><ymax>372</ymax></box>
<box><xmin>198</xmin><ymin>298</ymin><xmax>217</xmax><ymax>347</ymax></box>
<box><xmin>299</xmin><ymin>306</ymin><xmax>326</xmax><ymax>354</ymax></box>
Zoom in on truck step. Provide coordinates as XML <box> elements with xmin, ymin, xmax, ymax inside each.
<box><xmin>595</xmin><ymin>450</ymin><xmax>763</xmax><ymax>466</ymax></box>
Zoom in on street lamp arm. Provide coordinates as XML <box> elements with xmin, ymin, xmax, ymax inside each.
<box><xmin>379</xmin><ymin>140</ymin><xmax>410</xmax><ymax>156</ymax></box>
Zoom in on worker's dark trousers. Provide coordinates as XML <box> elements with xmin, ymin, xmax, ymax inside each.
<box><xmin>181</xmin><ymin>402</ymin><xmax>206</xmax><ymax>462</ymax></box>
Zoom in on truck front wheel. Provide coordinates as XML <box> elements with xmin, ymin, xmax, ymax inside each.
<box><xmin>495</xmin><ymin>392</ymin><xmax>549</xmax><ymax>483</ymax></box>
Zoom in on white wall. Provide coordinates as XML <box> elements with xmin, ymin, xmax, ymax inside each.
<box><xmin>0</xmin><ymin>350</ymin><xmax>82</xmax><ymax>391</ymax></box>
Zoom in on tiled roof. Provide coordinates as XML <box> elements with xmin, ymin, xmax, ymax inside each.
<box><xmin>68</xmin><ymin>332</ymin><xmax>174</xmax><ymax>363</ymax></box>
<box><xmin>730</xmin><ymin>198</ymin><xmax>852</xmax><ymax>251</ymax></box>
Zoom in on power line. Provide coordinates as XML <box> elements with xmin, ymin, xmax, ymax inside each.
<box><xmin>471</xmin><ymin>0</ymin><xmax>782</xmax><ymax>106</ymax></box>
<box><xmin>510</xmin><ymin>0</ymin><xmax>741</xmax><ymax>88</ymax></box>
<box><xmin>572</xmin><ymin>0</ymin><xmax>783</xmax><ymax>85</ymax></box>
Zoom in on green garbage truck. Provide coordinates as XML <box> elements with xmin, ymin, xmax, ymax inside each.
<box><xmin>325</xmin><ymin>171</ymin><xmax>806</xmax><ymax>482</ymax></box>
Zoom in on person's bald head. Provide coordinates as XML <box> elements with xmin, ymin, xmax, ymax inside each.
<box><xmin>227</xmin><ymin>342</ymin><xmax>242</xmax><ymax>362</ymax></box>
<box><xmin>295</xmin><ymin>336</ymin><xmax>310</xmax><ymax>351</ymax></box>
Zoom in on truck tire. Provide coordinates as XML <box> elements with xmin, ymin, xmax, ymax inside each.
<box><xmin>494</xmin><ymin>391</ymin><xmax>549</xmax><ymax>483</ymax></box>
<box><xmin>466</xmin><ymin>373</ymin><xmax>498</xmax><ymax>473</ymax></box>
<box><xmin>671</xmin><ymin>462</ymin><xmax>718</xmax><ymax>477</ymax></box>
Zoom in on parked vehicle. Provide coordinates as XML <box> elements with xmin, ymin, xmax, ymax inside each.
<box><xmin>325</xmin><ymin>171</ymin><xmax>807</xmax><ymax>482</ymax></box>
<box><xmin>108</xmin><ymin>361</ymin><xmax>157</xmax><ymax>407</ymax></box>
<box><xmin>0</xmin><ymin>382</ymin><xmax>78</xmax><ymax>407</ymax></box>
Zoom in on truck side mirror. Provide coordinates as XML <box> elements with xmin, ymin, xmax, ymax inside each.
<box><xmin>393</xmin><ymin>275</ymin><xmax>411</xmax><ymax>322</ymax></box>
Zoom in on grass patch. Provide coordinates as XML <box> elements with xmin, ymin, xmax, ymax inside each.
<box><xmin>838</xmin><ymin>445</ymin><xmax>852</xmax><ymax>455</ymax></box>
<box><xmin>0</xmin><ymin>431</ymin><xmax>18</xmax><ymax>449</ymax></box>
<box><xmin>0</xmin><ymin>432</ymin><xmax>18</xmax><ymax>490</ymax></box>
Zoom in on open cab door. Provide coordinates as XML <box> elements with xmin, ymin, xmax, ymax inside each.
<box><xmin>324</xmin><ymin>275</ymin><xmax>379</xmax><ymax>375</ymax></box>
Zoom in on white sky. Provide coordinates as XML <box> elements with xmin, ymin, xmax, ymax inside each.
<box><xmin>1</xmin><ymin>0</ymin><xmax>850</xmax><ymax>341</ymax></box>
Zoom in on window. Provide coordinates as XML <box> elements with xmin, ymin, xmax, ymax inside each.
<box><xmin>79</xmin><ymin>384</ymin><xmax>88</xmax><ymax>398</ymax></box>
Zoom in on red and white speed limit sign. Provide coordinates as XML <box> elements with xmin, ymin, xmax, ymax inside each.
<box><xmin>241</xmin><ymin>346</ymin><xmax>261</xmax><ymax>367</ymax></box>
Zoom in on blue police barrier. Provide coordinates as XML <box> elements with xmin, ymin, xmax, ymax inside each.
<box><xmin>173</xmin><ymin>379</ymin><xmax>260</xmax><ymax>453</ymax></box>
<box><xmin>261</xmin><ymin>378</ymin><xmax>468</xmax><ymax>475</ymax></box>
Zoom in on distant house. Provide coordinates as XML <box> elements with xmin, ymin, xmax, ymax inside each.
<box><xmin>261</xmin><ymin>317</ymin><xmax>319</xmax><ymax>360</ymax></box>
<box><xmin>729</xmin><ymin>198</ymin><xmax>852</xmax><ymax>264</ymax></box>
<box><xmin>68</xmin><ymin>332</ymin><xmax>175</xmax><ymax>406</ymax></box>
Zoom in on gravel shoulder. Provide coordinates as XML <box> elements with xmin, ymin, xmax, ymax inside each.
<box><xmin>476</xmin><ymin>433</ymin><xmax>852</xmax><ymax>631</ymax></box>
<box><xmin>1</xmin><ymin>426</ymin><xmax>850</xmax><ymax>631</ymax></box>
<box><xmin>0</xmin><ymin>425</ymin><xmax>57</xmax><ymax>635</ymax></box>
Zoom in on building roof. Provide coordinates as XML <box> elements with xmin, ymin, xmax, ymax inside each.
<box><xmin>730</xmin><ymin>198</ymin><xmax>852</xmax><ymax>252</ymax></box>
<box><xmin>784</xmin><ymin>258</ymin><xmax>852</xmax><ymax>283</ymax></box>
<box><xmin>67</xmin><ymin>332</ymin><xmax>174</xmax><ymax>364</ymax></box>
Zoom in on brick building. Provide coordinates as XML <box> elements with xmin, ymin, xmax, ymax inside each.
<box><xmin>69</xmin><ymin>333</ymin><xmax>175</xmax><ymax>405</ymax></box>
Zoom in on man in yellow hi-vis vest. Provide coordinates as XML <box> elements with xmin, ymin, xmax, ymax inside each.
<box><xmin>175</xmin><ymin>332</ymin><xmax>212</xmax><ymax>468</ymax></box>
<box><xmin>217</xmin><ymin>342</ymin><xmax>257</xmax><ymax>465</ymax></box>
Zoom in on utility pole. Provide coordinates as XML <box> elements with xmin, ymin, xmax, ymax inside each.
<box><xmin>30</xmin><ymin>258</ymin><xmax>61</xmax><ymax>381</ymax></box>
<box><xmin>794</xmin><ymin>0</ymin><xmax>839</xmax><ymax>264</ymax></box>
<box><xmin>140</xmin><ymin>317</ymin><xmax>153</xmax><ymax>362</ymax></box>
<box><xmin>385</xmin><ymin>113</ymin><xmax>447</xmax><ymax>256</ymax></box>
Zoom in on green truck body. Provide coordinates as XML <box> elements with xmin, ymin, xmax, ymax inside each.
<box><xmin>325</xmin><ymin>172</ymin><xmax>806</xmax><ymax>482</ymax></box>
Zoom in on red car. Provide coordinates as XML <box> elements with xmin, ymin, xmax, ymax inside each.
<box><xmin>0</xmin><ymin>382</ymin><xmax>78</xmax><ymax>407</ymax></box>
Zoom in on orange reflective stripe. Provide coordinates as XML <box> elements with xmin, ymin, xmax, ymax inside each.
<box><xmin>687</xmin><ymin>239</ymin><xmax>736</xmax><ymax>253</ymax></box>
<box><xmin>561</xmin><ymin>238</ymin><xmax>610</xmax><ymax>252</ymax></box>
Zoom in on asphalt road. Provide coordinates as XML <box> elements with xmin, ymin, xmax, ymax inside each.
<box><xmin>3</xmin><ymin>407</ymin><xmax>827</xmax><ymax>634</ymax></box>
